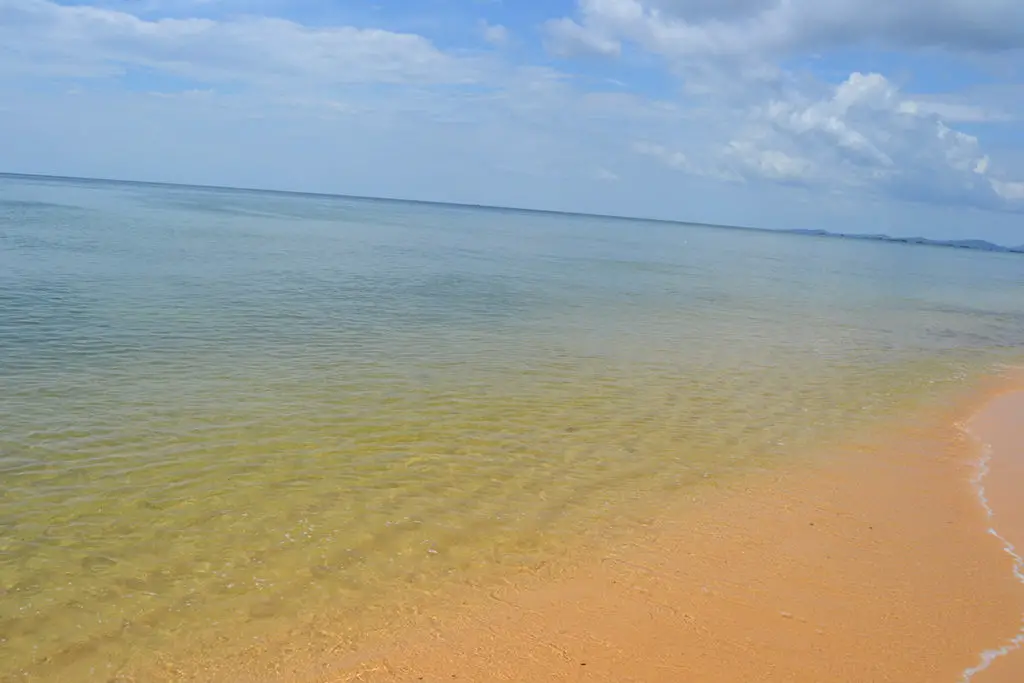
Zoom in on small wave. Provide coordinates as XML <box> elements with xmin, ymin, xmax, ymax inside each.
<box><xmin>959</xmin><ymin>423</ymin><xmax>1024</xmax><ymax>682</ymax></box>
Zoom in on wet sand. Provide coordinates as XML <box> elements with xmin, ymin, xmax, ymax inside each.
<box><xmin>303</xmin><ymin>382</ymin><xmax>1024</xmax><ymax>683</ymax></box>
<box><xmin>145</xmin><ymin>379</ymin><xmax>1024</xmax><ymax>683</ymax></box>
<box><xmin>960</xmin><ymin>389</ymin><xmax>1024</xmax><ymax>682</ymax></box>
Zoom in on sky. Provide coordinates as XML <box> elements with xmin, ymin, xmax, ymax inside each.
<box><xmin>1</xmin><ymin>0</ymin><xmax>1023</xmax><ymax>242</ymax></box>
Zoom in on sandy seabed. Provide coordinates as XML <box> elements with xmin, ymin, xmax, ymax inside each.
<box><xmin>145</xmin><ymin>374</ymin><xmax>1024</xmax><ymax>683</ymax></box>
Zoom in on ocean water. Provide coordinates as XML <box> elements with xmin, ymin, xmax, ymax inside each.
<box><xmin>2</xmin><ymin>173</ymin><xmax>1023</xmax><ymax>680</ymax></box>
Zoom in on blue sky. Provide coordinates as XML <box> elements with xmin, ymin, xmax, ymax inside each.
<box><xmin>1</xmin><ymin>0</ymin><xmax>1023</xmax><ymax>242</ymax></box>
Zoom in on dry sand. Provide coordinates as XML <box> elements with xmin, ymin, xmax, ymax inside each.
<box><xmin>156</xmin><ymin>378</ymin><xmax>1024</xmax><ymax>683</ymax></box>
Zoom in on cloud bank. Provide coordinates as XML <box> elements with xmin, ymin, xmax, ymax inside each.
<box><xmin>0</xmin><ymin>0</ymin><xmax>1021</xmax><ymax>239</ymax></box>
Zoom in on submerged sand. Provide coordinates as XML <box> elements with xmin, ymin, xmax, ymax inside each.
<box><xmin>142</xmin><ymin>379</ymin><xmax>1024</xmax><ymax>682</ymax></box>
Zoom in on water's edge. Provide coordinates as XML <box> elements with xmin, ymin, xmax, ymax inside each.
<box><xmin>961</xmin><ymin>387</ymin><xmax>1024</xmax><ymax>682</ymax></box>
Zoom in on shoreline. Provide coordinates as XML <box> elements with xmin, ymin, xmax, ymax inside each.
<box><xmin>134</xmin><ymin>374</ymin><xmax>1024</xmax><ymax>682</ymax></box>
<box><xmin>960</xmin><ymin>386</ymin><xmax>1024</xmax><ymax>682</ymax></box>
<box><xmin>322</xmin><ymin>376</ymin><xmax>1024</xmax><ymax>683</ymax></box>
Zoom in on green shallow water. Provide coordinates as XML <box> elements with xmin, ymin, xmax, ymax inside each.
<box><xmin>2</xmin><ymin>174</ymin><xmax>1024</xmax><ymax>680</ymax></box>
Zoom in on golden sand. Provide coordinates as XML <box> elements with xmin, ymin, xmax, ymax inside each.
<box><xmin>959</xmin><ymin>388</ymin><xmax>1024</xmax><ymax>682</ymax></box>
<box><xmin>139</xmin><ymin>377</ymin><xmax>1024</xmax><ymax>682</ymax></box>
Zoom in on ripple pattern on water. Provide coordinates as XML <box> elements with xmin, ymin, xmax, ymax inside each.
<box><xmin>2</xmin><ymin>174</ymin><xmax>1024</xmax><ymax>680</ymax></box>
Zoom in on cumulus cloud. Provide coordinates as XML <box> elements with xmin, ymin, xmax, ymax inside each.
<box><xmin>632</xmin><ymin>72</ymin><xmax>1024</xmax><ymax>209</ymax></box>
<box><xmin>0</xmin><ymin>0</ymin><xmax>483</xmax><ymax>85</ymax></box>
<box><xmin>541</xmin><ymin>1</ymin><xmax>1024</xmax><ymax>212</ymax></box>
<box><xmin>545</xmin><ymin>0</ymin><xmax>1024</xmax><ymax>60</ymax></box>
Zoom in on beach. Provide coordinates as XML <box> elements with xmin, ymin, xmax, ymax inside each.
<box><xmin>124</xmin><ymin>375</ymin><xmax>1023</xmax><ymax>682</ymax></box>
<box><xmin>3</xmin><ymin>175</ymin><xmax>1024</xmax><ymax>682</ymax></box>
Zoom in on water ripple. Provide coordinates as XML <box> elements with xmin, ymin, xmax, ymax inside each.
<box><xmin>1</xmin><ymin>175</ymin><xmax>1023</xmax><ymax>680</ymax></box>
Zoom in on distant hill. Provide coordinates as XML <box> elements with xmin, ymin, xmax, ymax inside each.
<box><xmin>785</xmin><ymin>229</ymin><xmax>1024</xmax><ymax>254</ymax></box>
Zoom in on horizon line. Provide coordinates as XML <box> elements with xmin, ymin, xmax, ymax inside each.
<box><xmin>0</xmin><ymin>170</ymin><xmax>750</xmax><ymax>232</ymax></box>
<box><xmin>2</xmin><ymin>171</ymin><xmax>1019</xmax><ymax>252</ymax></box>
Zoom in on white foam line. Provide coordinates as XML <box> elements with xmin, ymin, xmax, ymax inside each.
<box><xmin>959</xmin><ymin>424</ymin><xmax>1024</xmax><ymax>683</ymax></box>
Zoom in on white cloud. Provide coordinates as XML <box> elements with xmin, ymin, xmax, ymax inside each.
<box><xmin>0</xmin><ymin>0</ymin><xmax>484</xmax><ymax>86</ymax></box>
<box><xmin>992</xmin><ymin>179</ymin><xmax>1024</xmax><ymax>201</ymax></box>
<box><xmin>632</xmin><ymin>141</ymin><xmax>690</xmax><ymax>170</ymax></box>
<box><xmin>545</xmin><ymin>0</ymin><xmax>1024</xmax><ymax>60</ymax></box>
<box><xmin>0</xmin><ymin>0</ymin><xmax>1021</xmax><ymax>229</ymax></box>
<box><xmin>725</xmin><ymin>142</ymin><xmax>814</xmax><ymax>182</ymax></box>
<box><xmin>479</xmin><ymin>20</ymin><xmax>509</xmax><ymax>46</ymax></box>
<box><xmin>543</xmin><ymin>16</ymin><xmax>622</xmax><ymax>57</ymax></box>
<box><xmin>3</xmin><ymin>79</ymin><xmax>1022</xmax><ymax>240</ymax></box>
<box><xmin>898</xmin><ymin>99</ymin><xmax>1012</xmax><ymax>123</ymax></box>
<box><xmin>629</xmin><ymin>71</ymin><xmax>1024</xmax><ymax>209</ymax></box>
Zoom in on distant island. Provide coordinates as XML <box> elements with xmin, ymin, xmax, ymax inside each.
<box><xmin>784</xmin><ymin>229</ymin><xmax>1024</xmax><ymax>254</ymax></box>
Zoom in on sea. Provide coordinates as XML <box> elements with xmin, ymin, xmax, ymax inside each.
<box><xmin>2</xmin><ymin>173</ymin><xmax>1023</xmax><ymax>681</ymax></box>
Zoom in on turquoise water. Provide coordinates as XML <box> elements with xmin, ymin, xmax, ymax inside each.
<box><xmin>2</xmin><ymin>173</ymin><xmax>1024</xmax><ymax>680</ymax></box>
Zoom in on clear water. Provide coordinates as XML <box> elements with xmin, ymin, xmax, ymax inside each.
<box><xmin>2</xmin><ymin>174</ymin><xmax>1023</xmax><ymax>680</ymax></box>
